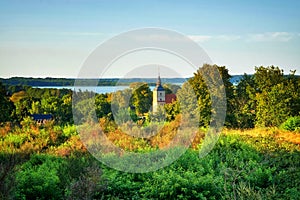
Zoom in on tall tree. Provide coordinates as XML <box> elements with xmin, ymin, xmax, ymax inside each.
<box><xmin>254</xmin><ymin>65</ymin><xmax>284</xmax><ymax>92</ymax></box>
<box><xmin>0</xmin><ymin>82</ymin><xmax>14</xmax><ymax>123</ymax></box>
<box><xmin>111</xmin><ymin>89</ymin><xmax>132</xmax><ymax>113</ymax></box>
<box><xmin>217</xmin><ymin>66</ymin><xmax>235</xmax><ymax>127</ymax></box>
<box><xmin>164</xmin><ymin>100</ymin><xmax>180</xmax><ymax>122</ymax></box>
<box><xmin>183</xmin><ymin>64</ymin><xmax>228</xmax><ymax>127</ymax></box>
<box><xmin>233</xmin><ymin>74</ymin><xmax>256</xmax><ymax>128</ymax></box>
<box><xmin>130</xmin><ymin>83</ymin><xmax>152</xmax><ymax>115</ymax></box>
<box><xmin>186</xmin><ymin>66</ymin><xmax>211</xmax><ymax>127</ymax></box>
<box><xmin>60</xmin><ymin>93</ymin><xmax>73</xmax><ymax>124</ymax></box>
<box><xmin>253</xmin><ymin>66</ymin><xmax>299</xmax><ymax>127</ymax></box>
<box><xmin>256</xmin><ymin>83</ymin><xmax>292</xmax><ymax>127</ymax></box>
<box><xmin>285</xmin><ymin>71</ymin><xmax>300</xmax><ymax>117</ymax></box>
<box><xmin>95</xmin><ymin>93</ymin><xmax>111</xmax><ymax>119</ymax></box>
<box><xmin>13</xmin><ymin>96</ymin><xmax>32</xmax><ymax>122</ymax></box>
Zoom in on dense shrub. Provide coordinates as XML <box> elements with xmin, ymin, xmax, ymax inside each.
<box><xmin>15</xmin><ymin>155</ymin><xmax>66</xmax><ymax>200</ymax></box>
<box><xmin>280</xmin><ymin>116</ymin><xmax>300</xmax><ymax>131</ymax></box>
<box><xmin>0</xmin><ymin>152</ymin><xmax>28</xmax><ymax>199</ymax></box>
<box><xmin>14</xmin><ymin>154</ymin><xmax>104</xmax><ymax>200</ymax></box>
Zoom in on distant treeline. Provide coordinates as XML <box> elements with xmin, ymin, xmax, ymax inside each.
<box><xmin>0</xmin><ymin>76</ymin><xmax>245</xmax><ymax>87</ymax></box>
<box><xmin>0</xmin><ymin>77</ymin><xmax>119</xmax><ymax>86</ymax></box>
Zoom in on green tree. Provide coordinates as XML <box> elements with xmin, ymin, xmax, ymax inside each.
<box><xmin>114</xmin><ymin>107</ymin><xmax>138</xmax><ymax>124</ymax></box>
<box><xmin>177</xmin><ymin>82</ymin><xmax>200</xmax><ymax>122</ymax></box>
<box><xmin>130</xmin><ymin>83</ymin><xmax>152</xmax><ymax>115</ymax></box>
<box><xmin>39</xmin><ymin>95</ymin><xmax>73</xmax><ymax>124</ymax></box>
<box><xmin>182</xmin><ymin>64</ymin><xmax>227</xmax><ymax>127</ymax></box>
<box><xmin>285</xmin><ymin>71</ymin><xmax>300</xmax><ymax>116</ymax></box>
<box><xmin>95</xmin><ymin>93</ymin><xmax>111</xmax><ymax>119</ymax></box>
<box><xmin>256</xmin><ymin>83</ymin><xmax>292</xmax><ymax>127</ymax></box>
<box><xmin>0</xmin><ymin>82</ymin><xmax>14</xmax><ymax>123</ymax></box>
<box><xmin>73</xmin><ymin>98</ymin><xmax>97</xmax><ymax>124</ymax></box>
<box><xmin>254</xmin><ymin>65</ymin><xmax>284</xmax><ymax>92</ymax></box>
<box><xmin>253</xmin><ymin>66</ymin><xmax>299</xmax><ymax>127</ymax></box>
<box><xmin>41</xmin><ymin>97</ymin><xmax>58</xmax><ymax>114</ymax></box>
<box><xmin>217</xmin><ymin>66</ymin><xmax>235</xmax><ymax>127</ymax></box>
<box><xmin>13</xmin><ymin>97</ymin><xmax>32</xmax><ymax>123</ymax></box>
<box><xmin>186</xmin><ymin>67</ymin><xmax>211</xmax><ymax>127</ymax></box>
<box><xmin>111</xmin><ymin>89</ymin><xmax>132</xmax><ymax>115</ymax></box>
<box><xmin>164</xmin><ymin>100</ymin><xmax>180</xmax><ymax>121</ymax></box>
<box><xmin>30</xmin><ymin>101</ymin><xmax>42</xmax><ymax>114</ymax></box>
<box><xmin>15</xmin><ymin>155</ymin><xmax>65</xmax><ymax>200</ymax></box>
<box><xmin>60</xmin><ymin>94</ymin><xmax>73</xmax><ymax>124</ymax></box>
<box><xmin>232</xmin><ymin>74</ymin><xmax>256</xmax><ymax>128</ymax></box>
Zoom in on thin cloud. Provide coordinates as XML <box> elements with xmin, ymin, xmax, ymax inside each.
<box><xmin>2</xmin><ymin>30</ymin><xmax>106</xmax><ymax>37</ymax></box>
<box><xmin>247</xmin><ymin>32</ymin><xmax>297</xmax><ymax>42</ymax></box>
<box><xmin>188</xmin><ymin>35</ymin><xmax>212</xmax><ymax>42</ymax></box>
<box><xmin>189</xmin><ymin>32</ymin><xmax>300</xmax><ymax>43</ymax></box>
<box><xmin>133</xmin><ymin>34</ymin><xmax>190</xmax><ymax>43</ymax></box>
<box><xmin>188</xmin><ymin>34</ymin><xmax>241</xmax><ymax>43</ymax></box>
<box><xmin>215</xmin><ymin>35</ymin><xmax>241</xmax><ymax>41</ymax></box>
<box><xmin>58</xmin><ymin>32</ymin><xmax>105</xmax><ymax>36</ymax></box>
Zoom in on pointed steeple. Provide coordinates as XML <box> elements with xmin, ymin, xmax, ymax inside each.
<box><xmin>154</xmin><ymin>69</ymin><xmax>164</xmax><ymax>92</ymax></box>
<box><xmin>156</xmin><ymin>75</ymin><xmax>161</xmax><ymax>86</ymax></box>
<box><xmin>156</xmin><ymin>66</ymin><xmax>162</xmax><ymax>86</ymax></box>
<box><xmin>152</xmin><ymin>68</ymin><xmax>166</xmax><ymax>112</ymax></box>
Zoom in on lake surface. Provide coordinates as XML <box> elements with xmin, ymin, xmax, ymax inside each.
<box><xmin>36</xmin><ymin>81</ymin><xmax>184</xmax><ymax>94</ymax></box>
<box><xmin>37</xmin><ymin>85</ymin><xmax>156</xmax><ymax>94</ymax></box>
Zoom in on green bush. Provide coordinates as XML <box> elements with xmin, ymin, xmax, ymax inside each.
<box><xmin>4</xmin><ymin>133</ymin><xmax>28</xmax><ymax>148</ymax></box>
<box><xmin>62</xmin><ymin>124</ymin><xmax>78</xmax><ymax>138</ymax></box>
<box><xmin>280</xmin><ymin>116</ymin><xmax>300</xmax><ymax>131</ymax></box>
<box><xmin>15</xmin><ymin>155</ymin><xmax>66</xmax><ymax>200</ymax></box>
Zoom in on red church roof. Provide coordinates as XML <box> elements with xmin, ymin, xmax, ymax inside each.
<box><xmin>165</xmin><ymin>94</ymin><xmax>176</xmax><ymax>104</ymax></box>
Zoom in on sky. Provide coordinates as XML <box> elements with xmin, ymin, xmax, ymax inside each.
<box><xmin>0</xmin><ymin>0</ymin><xmax>300</xmax><ymax>78</ymax></box>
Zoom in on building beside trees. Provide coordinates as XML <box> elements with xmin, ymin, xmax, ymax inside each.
<box><xmin>31</xmin><ymin>114</ymin><xmax>53</xmax><ymax>124</ymax></box>
<box><xmin>152</xmin><ymin>75</ymin><xmax>177</xmax><ymax>112</ymax></box>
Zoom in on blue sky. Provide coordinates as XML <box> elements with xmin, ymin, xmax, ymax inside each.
<box><xmin>0</xmin><ymin>0</ymin><xmax>300</xmax><ymax>78</ymax></box>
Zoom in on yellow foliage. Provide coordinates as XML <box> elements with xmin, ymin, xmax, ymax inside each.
<box><xmin>10</xmin><ymin>90</ymin><xmax>27</xmax><ymax>103</ymax></box>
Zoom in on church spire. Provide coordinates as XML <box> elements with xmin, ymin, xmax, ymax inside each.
<box><xmin>153</xmin><ymin>68</ymin><xmax>166</xmax><ymax>112</ymax></box>
<box><xmin>156</xmin><ymin>74</ymin><xmax>161</xmax><ymax>86</ymax></box>
<box><xmin>156</xmin><ymin>66</ymin><xmax>161</xmax><ymax>86</ymax></box>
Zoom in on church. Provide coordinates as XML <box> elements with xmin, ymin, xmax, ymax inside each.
<box><xmin>152</xmin><ymin>75</ymin><xmax>176</xmax><ymax>112</ymax></box>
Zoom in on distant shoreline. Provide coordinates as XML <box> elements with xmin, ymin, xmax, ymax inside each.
<box><xmin>0</xmin><ymin>76</ymin><xmax>246</xmax><ymax>87</ymax></box>
<box><xmin>0</xmin><ymin>77</ymin><xmax>187</xmax><ymax>87</ymax></box>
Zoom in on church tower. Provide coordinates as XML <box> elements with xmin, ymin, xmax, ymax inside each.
<box><xmin>152</xmin><ymin>75</ymin><xmax>165</xmax><ymax>112</ymax></box>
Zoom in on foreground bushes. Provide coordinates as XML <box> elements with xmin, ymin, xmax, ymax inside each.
<box><xmin>13</xmin><ymin>154</ymin><xmax>104</xmax><ymax>200</ymax></box>
<box><xmin>15</xmin><ymin>155</ymin><xmax>65</xmax><ymax>199</ymax></box>
<box><xmin>1</xmin><ymin>126</ymin><xmax>300</xmax><ymax>199</ymax></box>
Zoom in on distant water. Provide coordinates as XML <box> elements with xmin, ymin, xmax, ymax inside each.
<box><xmin>36</xmin><ymin>85</ymin><xmax>156</xmax><ymax>94</ymax></box>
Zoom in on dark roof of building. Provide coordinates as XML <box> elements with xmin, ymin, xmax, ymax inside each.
<box><xmin>154</xmin><ymin>75</ymin><xmax>165</xmax><ymax>91</ymax></box>
<box><xmin>32</xmin><ymin>114</ymin><xmax>53</xmax><ymax>121</ymax></box>
<box><xmin>154</xmin><ymin>85</ymin><xmax>165</xmax><ymax>91</ymax></box>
